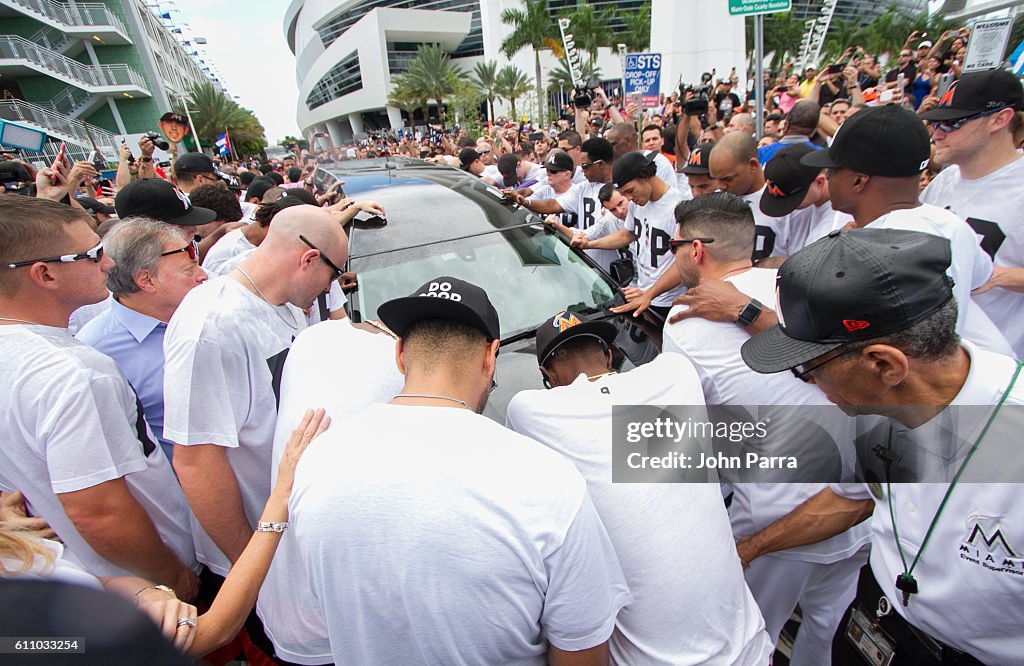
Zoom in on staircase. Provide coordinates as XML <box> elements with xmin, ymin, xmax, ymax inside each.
<box><xmin>0</xmin><ymin>96</ymin><xmax>118</xmax><ymax>150</ymax></box>
<box><xmin>0</xmin><ymin>34</ymin><xmax>150</xmax><ymax>96</ymax></box>
<box><xmin>0</xmin><ymin>0</ymin><xmax>132</xmax><ymax>45</ymax></box>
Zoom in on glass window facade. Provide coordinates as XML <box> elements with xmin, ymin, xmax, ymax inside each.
<box><xmin>318</xmin><ymin>0</ymin><xmax>481</xmax><ymax>57</ymax></box>
<box><xmin>306</xmin><ymin>51</ymin><xmax>362</xmax><ymax>110</ymax></box>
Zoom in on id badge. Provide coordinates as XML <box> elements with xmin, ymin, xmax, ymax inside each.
<box><xmin>846</xmin><ymin>605</ymin><xmax>896</xmax><ymax>666</ymax></box>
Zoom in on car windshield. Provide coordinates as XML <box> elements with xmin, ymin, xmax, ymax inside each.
<box><xmin>348</xmin><ymin>223</ymin><xmax>617</xmax><ymax>340</ymax></box>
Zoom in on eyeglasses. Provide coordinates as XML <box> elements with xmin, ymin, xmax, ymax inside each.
<box><xmin>160</xmin><ymin>239</ymin><xmax>199</xmax><ymax>263</ymax></box>
<box><xmin>790</xmin><ymin>347</ymin><xmax>861</xmax><ymax>382</ymax></box>
<box><xmin>8</xmin><ymin>242</ymin><xmax>104</xmax><ymax>269</ymax></box>
<box><xmin>478</xmin><ymin>148</ymin><xmax>491</xmax><ymax>155</ymax></box>
<box><xmin>669</xmin><ymin>237</ymin><xmax>714</xmax><ymax>252</ymax></box>
<box><xmin>299</xmin><ymin>234</ymin><xmax>344</xmax><ymax>281</ymax></box>
<box><xmin>931</xmin><ymin>106</ymin><xmax>1007</xmax><ymax>133</ymax></box>
<box><xmin>580</xmin><ymin>159</ymin><xmax>604</xmax><ymax>170</ymax></box>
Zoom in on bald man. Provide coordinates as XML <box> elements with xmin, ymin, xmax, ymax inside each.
<box><xmin>604</xmin><ymin>123</ymin><xmax>678</xmax><ymax>190</ymax></box>
<box><xmin>164</xmin><ymin>204</ymin><xmax>348</xmax><ymax>577</ymax></box>
<box><xmin>724</xmin><ymin>112</ymin><xmax>755</xmax><ymax>136</ymax></box>
<box><xmin>707</xmin><ymin>132</ymin><xmax>788</xmax><ymax>262</ymax></box>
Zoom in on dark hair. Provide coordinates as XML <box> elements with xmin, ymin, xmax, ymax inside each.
<box><xmin>787</xmin><ymin>100</ymin><xmax>821</xmax><ymax>134</ymax></box>
<box><xmin>265</xmin><ymin>171</ymin><xmax>284</xmax><ymax>185</ymax></box>
<box><xmin>557</xmin><ymin>130</ymin><xmax>582</xmax><ymax>148</ymax></box>
<box><xmin>674</xmin><ymin>191</ymin><xmax>755</xmax><ymax>262</ymax></box>
<box><xmin>404</xmin><ymin>318</ymin><xmax>490</xmax><ymax>367</ymax></box>
<box><xmin>258</xmin><ymin>164</ymin><xmax>274</xmax><ymax>175</ymax></box>
<box><xmin>286</xmin><ymin>167</ymin><xmax>302</xmax><ymax>183</ymax></box>
<box><xmin>641</xmin><ymin>124</ymin><xmax>662</xmax><ymax>137</ymax></box>
<box><xmin>661</xmin><ymin>125</ymin><xmax>676</xmax><ymax>154</ymax></box>
<box><xmin>188</xmin><ymin>184</ymin><xmax>243</xmax><ymax>222</ymax></box>
<box><xmin>239</xmin><ymin>171</ymin><xmax>257</xmax><ymax>186</ymax></box>
<box><xmin>831</xmin><ymin>299</ymin><xmax>960</xmax><ymax>361</ymax></box>
<box><xmin>245</xmin><ymin>177</ymin><xmax>276</xmax><ymax>203</ymax></box>
<box><xmin>545</xmin><ymin>336</ymin><xmax>608</xmax><ymax>368</ymax></box>
<box><xmin>253</xmin><ymin>197</ymin><xmax>304</xmax><ymax>227</ymax></box>
<box><xmin>581</xmin><ymin>137</ymin><xmax>613</xmax><ymax>163</ymax></box>
<box><xmin>597</xmin><ymin>182</ymin><xmax>616</xmax><ymax>203</ymax></box>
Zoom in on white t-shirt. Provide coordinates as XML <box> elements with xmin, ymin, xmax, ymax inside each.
<box><xmin>922</xmin><ymin>158</ymin><xmax>1024</xmax><ymax>358</ymax></box>
<box><xmin>555</xmin><ymin>180</ymin><xmax>622</xmax><ymax>273</ymax></box>
<box><xmin>663</xmin><ymin>268</ymin><xmax>870</xmax><ymax>563</ymax></box>
<box><xmin>531</xmin><ymin>182</ymin><xmax>580</xmax><ymax>231</ymax></box>
<box><xmin>201</xmin><ymin>227</ymin><xmax>256</xmax><ymax>277</ymax></box>
<box><xmin>652</xmin><ymin>152</ymin><xmax>678</xmax><ymax>192</ymax></box>
<box><xmin>0</xmin><ymin>325</ymin><xmax>197</xmax><ymax>578</ymax></box>
<box><xmin>257</xmin><ymin>320</ymin><xmax>404</xmax><ymax>664</ymax></box>
<box><xmin>787</xmin><ymin>200</ymin><xmax>855</xmax><ymax>252</ymax></box>
<box><xmin>67</xmin><ymin>294</ymin><xmax>112</xmax><ymax>335</ymax></box>
<box><xmin>625</xmin><ymin>187</ymin><xmax>685</xmax><ymax>307</ymax></box>
<box><xmin>866</xmin><ymin>204</ymin><xmax>1012</xmax><ymax>356</ymax></box>
<box><xmin>506</xmin><ymin>355</ymin><xmax>773</xmax><ymax>666</ymax></box>
<box><xmin>290</xmin><ymin>403</ymin><xmax>631</xmax><ymax>665</ymax></box>
<box><xmin>832</xmin><ymin>342</ymin><xmax>1024</xmax><ymax>665</ymax></box>
<box><xmin>742</xmin><ymin>186</ymin><xmax>795</xmax><ymax>260</ymax></box>
<box><xmin>163</xmin><ymin>276</ymin><xmax>307</xmax><ymax>575</ymax></box>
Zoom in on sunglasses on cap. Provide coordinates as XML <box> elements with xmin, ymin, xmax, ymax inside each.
<box><xmin>160</xmin><ymin>239</ymin><xmax>200</xmax><ymax>263</ymax></box>
<box><xmin>669</xmin><ymin>237</ymin><xmax>714</xmax><ymax>252</ymax></box>
<box><xmin>8</xmin><ymin>241</ymin><xmax>104</xmax><ymax>269</ymax></box>
<box><xmin>931</xmin><ymin>106</ymin><xmax>1007</xmax><ymax>133</ymax></box>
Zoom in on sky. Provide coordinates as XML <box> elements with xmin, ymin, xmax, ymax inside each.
<box><xmin>169</xmin><ymin>0</ymin><xmax>300</xmax><ymax>144</ymax></box>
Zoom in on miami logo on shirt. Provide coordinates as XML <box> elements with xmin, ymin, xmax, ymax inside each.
<box><xmin>958</xmin><ymin>514</ymin><xmax>1023</xmax><ymax>576</ymax></box>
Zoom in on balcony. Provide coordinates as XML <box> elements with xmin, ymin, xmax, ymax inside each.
<box><xmin>0</xmin><ymin>35</ymin><xmax>150</xmax><ymax>97</ymax></box>
<box><xmin>0</xmin><ymin>0</ymin><xmax>132</xmax><ymax>46</ymax></box>
<box><xmin>0</xmin><ymin>97</ymin><xmax>119</xmax><ymax>150</ymax></box>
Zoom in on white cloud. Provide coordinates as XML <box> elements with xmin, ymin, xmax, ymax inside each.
<box><xmin>165</xmin><ymin>0</ymin><xmax>300</xmax><ymax>143</ymax></box>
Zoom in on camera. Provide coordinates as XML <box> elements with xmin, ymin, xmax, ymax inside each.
<box><xmin>573</xmin><ymin>86</ymin><xmax>593</xmax><ymax>109</ymax></box>
<box><xmin>680</xmin><ymin>72</ymin><xmax>713</xmax><ymax>120</ymax></box>
<box><xmin>143</xmin><ymin>131</ymin><xmax>170</xmax><ymax>151</ymax></box>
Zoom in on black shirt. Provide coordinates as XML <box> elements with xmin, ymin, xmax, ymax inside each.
<box><xmin>884</xmin><ymin>62</ymin><xmax>917</xmax><ymax>84</ymax></box>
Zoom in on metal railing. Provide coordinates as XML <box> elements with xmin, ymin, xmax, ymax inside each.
<box><xmin>46</xmin><ymin>86</ymin><xmax>96</xmax><ymax>116</ymax></box>
<box><xmin>0</xmin><ymin>35</ymin><xmax>149</xmax><ymax>92</ymax></box>
<box><xmin>0</xmin><ymin>98</ymin><xmax>118</xmax><ymax>149</ymax></box>
<box><xmin>26</xmin><ymin>24</ymin><xmax>72</xmax><ymax>52</ymax></box>
<box><xmin>1</xmin><ymin>0</ymin><xmax>130</xmax><ymax>35</ymax></box>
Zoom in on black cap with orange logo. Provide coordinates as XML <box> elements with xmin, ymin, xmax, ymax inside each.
<box><xmin>760</xmin><ymin>144</ymin><xmax>823</xmax><ymax>217</ymax></box>
<box><xmin>680</xmin><ymin>142</ymin><xmax>714</xmax><ymax>175</ymax></box>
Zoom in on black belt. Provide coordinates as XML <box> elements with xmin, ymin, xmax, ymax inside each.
<box><xmin>842</xmin><ymin>564</ymin><xmax>986</xmax><ymax>666</ymax></box>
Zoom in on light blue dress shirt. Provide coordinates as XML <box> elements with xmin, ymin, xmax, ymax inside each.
<box><xmin>76</xmin><ymin>299</ymin><xmax>172</xmax><ymax>461</ymax></box>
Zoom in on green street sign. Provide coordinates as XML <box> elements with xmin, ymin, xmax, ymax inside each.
<box><xmin>728</xmin><ymin>0</ymin><xmax>791</xmax><ymax>16</ymax></box>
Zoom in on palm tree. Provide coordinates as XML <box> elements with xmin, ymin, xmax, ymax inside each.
<box><xmin>387</xmin><ymin>74</ymin><xmax>422</xmax><ymax>128</ymax></box>
<box><xmin>495</xmin><ymin>65</ymin><xmax>532</xmax><ymax>120</ymax></box>
<box><xmin>500</xmin><ymin>0</ymin><xmax>556</xmax><ymax>123</ymax></box>
<box><xmin>618</xmin><ymin>4</ymin><xmax>651</xmax><ymax>53</ymax></box>
<box><xmin>557</xmin><ymin>2</ymin><xmax>615</xmax><ymax>69</ymax></box>
<box><xmin>186</xmin><ymin>81</ymin><xmax>265</xmax><ymax>154</ymax></box>
<box><xmin>470</xmin><ymin>60</ymin><xmax>500</xmax><ymax>122</ymax></box>
<box><xmin>746</xmin><ymin>11</ymin><xmax>806</xmax><ymax>72</ymax></box>
<box><xmin>546</xmin><ymin>60</ymin><xmax>603</xmax><ymax>94</ymax></box>
<box><xmin>404</xmin><ymin>44</ymin><xmax>459</xmax><ymax>122</ymax></box>
<box><xmin>821</xmin><ymin>19</ymin><xmax>864</xmax><ymax>62</ymax></box>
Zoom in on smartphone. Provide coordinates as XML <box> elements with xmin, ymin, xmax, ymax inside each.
<box><xmin>87</xmin><ymin>150</ymin><xmax>96</xmax><ymax>164</ymax></box>
<box><xmin>528</xmin><ymin>132</ymin><xmax>543</xmax><ymax>142</ymax></box>
<box><xmin>50</xmin><ymin>142</ymin><xmax>67</xmax><ymax>184</ymax></box>
<box><xmin>827</xmin><ymin>64</ymin><xmax>844</xmax><ymax>75</ymax></box>
<box><xmin>936</xmin><ymin>71</ymin><xmax>954</xmax><ymax>100</ymax></box>
<box><xmin>896</xmin><ymin>73</ymin><xmax>905</xmax><ymax>95</ymax></box>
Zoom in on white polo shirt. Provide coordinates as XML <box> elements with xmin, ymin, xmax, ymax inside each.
<box><xmin>507</xmin><ymin>354</ymin><xmax>774</xmax><ymax>665</ymax></box>
<box><xmin>290</xmin><ymin>403</ymin><xmax>631</xmax><ymax>665</ymax></box>
<box><xmin>832</xmin><ymin>342</ymin><xmax>1024</xmax><ymax>665</ymax></box>
<box><xmin>163</xmin><ymin>276</ymin><xmax>307</xmax><ymax>575</ymax></box>
<box><xmin>922</xmin><ymin>157</ymin><xmax>1024</xmax><ymax>358</ymax></box>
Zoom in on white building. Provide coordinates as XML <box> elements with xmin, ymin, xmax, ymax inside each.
<box><xmin>284</xmin><ymin>0</ymin><xmax>747</xmax><ymax>143</ymax></box>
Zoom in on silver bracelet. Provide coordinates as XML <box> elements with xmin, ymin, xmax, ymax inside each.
<box><xmin>256</xmin><ymin>521</ymin><xmax>288</xmax><ymax>533</ymax></box>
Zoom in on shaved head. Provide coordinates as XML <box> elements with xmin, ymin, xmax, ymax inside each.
<box><xmin>725</xmin><ymin>113</ymin><xmax>755</xmax><ymax>135</ymax></box>
<box><xmin>709</xmin><ymin>133</ymin><xmax>763</xmax><ymax>196</ymax></box>
<box><xmin>262</xmin><ymin>205</ymin><xmax>347</xmax><ymax>258</ymax></box>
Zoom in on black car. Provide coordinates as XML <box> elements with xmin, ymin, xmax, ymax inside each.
<box><xmin>332</xmin><ymin>157</ymin><xmax>661</xmax><ymax>421</ymax></box>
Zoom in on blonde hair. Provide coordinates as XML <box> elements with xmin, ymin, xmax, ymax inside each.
<box><xmin>0</xmin><ymin>523</ymin><xmax>55</xmax><ymax>576</ymax></box>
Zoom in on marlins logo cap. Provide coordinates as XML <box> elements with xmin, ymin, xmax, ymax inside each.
<box><xmin>801</xmin><ymin>104</ymin><xmax>931</xmax><ymax>177</ymax></box>
<box><xmin>741</xmin><ymin>228</ymin><xmax>954</xmax><ymax>374</ymax></box>
<box><xmin>377</xmin><ymin>276</ymin><xmax>500</xmax><ymax>340</ymax></box>
<box><xmin>760</xmin><ymin>144</ymin><xmax>822</xmax><ymax>217</ymax></box>
<box><xmin>535</xmin><ymin>310</ymin><xmax>619</xmax><ymax>365</ymax></box>
<box><xmin>919</xmin><ymin>69</ymin><xmax>1024</xmax><ymax>122</ymax></box>
<box><xmin>680</xmin><ymin>142</ymin><xmax>714</xmax><ymax>175</ymax></box>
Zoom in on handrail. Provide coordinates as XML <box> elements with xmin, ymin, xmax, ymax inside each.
<box><xmin>0</xmin><ymin>35</ymin><xmax>148</xmax><ymax>91</ymax></box>
<box><xmin>26</xmin><ymin>24</ymin><xmax>71</xmax><ymax>52</ymax></box>
<box><xmin>0</xmin><ymin>98</ymin><xmax>119</xmax><ymax>148</ymax></box>
<box><xmin>2</xmin><ymin>0</ymin><xmax>129</xmax><ymax>35</ymax></box>
<box><xmin>46</xmin><ymin>86</ymin><xmax>95</xmax><ymax>116</ymax></box>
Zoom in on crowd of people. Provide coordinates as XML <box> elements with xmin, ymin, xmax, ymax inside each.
<box><xmin>1</xmin><ymin>15</ymin><xmax>1023</xmax><ymax>665</ymax></box>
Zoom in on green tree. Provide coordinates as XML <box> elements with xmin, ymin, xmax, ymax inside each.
<box><xmin>557</xmin><ymin>2</ymin><xmax>616</xmax><ymax>69</ymax></box>
<box><xmin>278</xmin><ymin>135</ymin><xmax>308</xmax><ymax>150</ymax></box>
<box><xmin>404</xmin><ymin>44</ymin><xmax>460</xmax><ymax>122</ymax></box>
<box><xmin>387</xmin><ymin>74</ymin><xmax>423</xmax><ymax>128</ymax></box>
<box><xmin>856</xmin><ymin>7</ymin><xmax>915</xmax><ymax>58</ymax></box>
<box><xmin>546</xmin><ymin>60</ymin><xmax>602</xmax><ymax>93</ymax></box>
<box><xmin>618</xmin><ymin>4</ymin><xmax>651</xmax><ymax>53</ymax></box>
<box><xmin>470</xmin><ymin>60</ymin><xmax>500</xmax><ymax>122</ymax></box>
<box><xmin>185</xmin><ymin>81</ymin><xmax>266</xmax><ymax>157</ymax></box>
<box><xmin>821</xmin><ymin>19</ymin><xmax>865</xmax><ymax>62</ymax></box>
<box><xmin>500</xmin><ymin>0</ymin><xmax>557</xmax><ymax>123</ymax></box>
<box><xmin>449</xmin><ymin>79</ymin><xmax>484</xmax><ymax>128</ymax></box>
<box><xmin>496</xmin><ymin>65</ymin><xmax>532</xmax><ymax>120</ymax></box>
<box><xmin>745</xmin><ymin>11</ymin><xmax>806</xmax><ymax>72</ymax></box>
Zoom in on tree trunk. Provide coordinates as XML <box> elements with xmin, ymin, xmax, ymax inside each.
<box><xmin>488</xmin><ymin>97</ymin><xmax>494</xmax><ymax>123</ymax></box>
<box><xmin>534</xmin><ymin>49</ymin><xmax>544</xmax><ymax>124</ymax></box>
<box><xmin>511</xmin><ymin>98</ymin><xmax>518</xmax><ymax>119</ymax></box>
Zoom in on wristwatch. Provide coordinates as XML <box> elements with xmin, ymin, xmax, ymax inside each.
<box><xmin>737</xmin><ymin>299</ymin><xmax>763</xmax><ymax>327</ymax></box>
<box><xmin>257</xmin><ymin>521</ymin><xmax>288</xmax><ymax>532</ymax></box>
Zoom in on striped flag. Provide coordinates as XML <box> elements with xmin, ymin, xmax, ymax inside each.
<box><xmin>215</xmin><ymin>132</ymin><xmax>231</xmax><ymax>156</ymax></box>
<box><xmin>1011</xmin><ymin>40</ymin><xmax>1024</xmax><ymax>76</ymax></box>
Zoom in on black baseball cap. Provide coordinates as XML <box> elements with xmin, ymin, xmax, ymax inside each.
<box><xmin>458</xmin><ymin>147</ymin><xmax>481</xmax><ymax>169</ymax></box>
<box><xmin>160</xmin><ymin>111</ymin><xmax>188</xmax><ymax>125</ymax></box>
<box><xmin>377</xmin><ymin>276</ymin><xmax>500</xmax><ymax>340</ymax></box>
<box><xmin>680</xmin><ymin>143</ymin><xmax>714</xmax><ymax>175</ymax></box>
<box><xmin>613</xmin><ymin>151</ymin><xmax>656</xmax><ymax>187</ymax></box>
<box><xmin>919</xmin><ymin>69</ymin><xmax>1024</xmax><ymax>121</ymax></box>
<box><xmin>535</xmin><ymin>310</ymin><xmax>618</xmax><ymax>366</ymax></box>
<box><xmin>174</xmin><ymin>152</ymin><xmax>217</xmax><ymax>174</ymax></box>
<box><xmin>0</xmin><ymin>160</ymin><xmax>31</xmax><ymax>183</ymax></box>
<box><xmin>761</xmin><ymin>144</ymin><xmax>822</xmax><ymax>217</ymax></box>
<box><xmin>114</xmin><ymin>178</ymin><xmax>217</xmax><ymax>227</ymax></box>
<box><xmin>75</xmin><ymin>195</ymin><xmax>117</xmax><ymax>216</ymax></box>
<box><xmin>740</xmin><ymin>228</ymin><xmax>954</xmax><ymax>374</ymax></box>
<box><xmin>497</xmin><ymin>153</ymin><xmax>520</xmax><ymax>178</ymax></box>
<box><xmin>801</xmin><ymin>105</ymin><xmax>930</xmax><ymax>177</ymax></box>
<box><xmin>542</xmin><ymin>150</ymin><xmax>574</xmax><ymax>173</ymax></box>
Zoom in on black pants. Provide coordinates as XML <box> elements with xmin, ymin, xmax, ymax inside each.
<box><xmin>831</xmin><ymin>565</ymin><xmax>985</xmax><ymax>666</ymax></box>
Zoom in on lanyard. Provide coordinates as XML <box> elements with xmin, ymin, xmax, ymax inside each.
<box><xmin>886</xmin><ymin>360</ymin><xmax>1022</xmax><ymax>606</ymax></box>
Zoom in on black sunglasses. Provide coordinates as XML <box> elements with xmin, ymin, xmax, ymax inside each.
<box><xmin>8</xmin><ymin>242</ymin><xmax>104</xmax><ymax>269</ymax></box>
<box><xmin>160</xmin><ymin>239</ymin><xmax>199</xmax><ymax>263</ymax></box>
<box><xmin>669</xmin><ymin>237</ymin><xmax>714</xmax><ymax>252</ymax></box>
<box><xmin>790</xmin><ymin>347</ymin><xmax>861</xmax><ymax>382</ymax></box>
<box><xmin>299</xmin><ymin>235</ymin><xmax>344</xmax><ymax>281</ymax></box>
<box><xmin>580</xmin><ymin>159</ymin><xmax>604</xmax><ymax>169</ymax></box>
